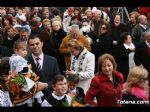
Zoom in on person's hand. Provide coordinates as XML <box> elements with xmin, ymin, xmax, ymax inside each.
<box><xmin>36</xmin><ymin>82</ymin><xmax>48</xmax><ymax>91</ymax></box>
<box><xmin>65</xmin><ymin>70</ymin><xmax>76</xmax><ymax>75</ymax></box>
<box><xmin>113</xmin><ymin>40</ymin><xmax>118</xmax><ymax>45</ymax></box>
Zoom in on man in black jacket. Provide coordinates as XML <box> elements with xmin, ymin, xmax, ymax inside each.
<box><xmin>27</xmin><ymin>34</ymin><xmax>60</xmax><ymax>99</ymax></box>
<box><xmin>134</xmin><ymin>31</ymin><xmax>150</xmax><ymax>82</ymax></box>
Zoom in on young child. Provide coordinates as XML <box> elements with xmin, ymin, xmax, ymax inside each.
<box><xmin>0</xmin><ymin>74</ymin><xmax>12</xmax><ymax>107</ymax></box>
<box><xmin>66</xmin><ymin>74</ymin><xmax>85</xmax><ymax>105</ymax></box>
<box><xmin>9</xmin><ymin>41</ymin><xmax>44</xmax><ymax>107</ymax></box>
<box><xmin>9</xmin><ymin>41</ymin><xmax>28</xmax><ymax>73</ymax></box>
<box><xmin>122</xmin><ymin>66</ymin><xmax>149</xmax><ymax>107</ymax></box>
<box><xmin>41</xmin><ymin>75</ymin><xmax>72</xmax><ymax>107</ymax></box>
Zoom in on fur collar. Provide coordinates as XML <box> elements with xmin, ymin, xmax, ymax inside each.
<box><xmin>123</xmin><ymin>83</ymin><xmax>149</xmax><ymax>100</ymax></box>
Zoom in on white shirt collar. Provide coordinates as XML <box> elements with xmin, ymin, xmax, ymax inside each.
<box><xmin>145</xmin><ymin>40</ymin><xmax>150</xmax><ymax>48</ymax></box>
<box><xmin>7</xmin><ymin>37</ymin><xmax>13</xmax><ymax>40</ymax></box>
<box><xmin>52</xmin><ymin>92</ymin><xmax>66</xmax><ymax>100</ymax></box>
<box><xmin>32</xmin><ymin>53</ymin><xmax>44</xmax><ymax>68</ymax></box>
<box><xmin>139</xmin><ymin>24</ymin><xmax>147</xmax><ymax>30</ymax></box>
<box><xmin>123</xmin><ymin>43</ymin><xmax>135</xmax><ymax>49</ymax></box>
<box><xmin>32</xmin><ymin>53</ymin><xmax>43</xmax><ymax>60</ymax></box>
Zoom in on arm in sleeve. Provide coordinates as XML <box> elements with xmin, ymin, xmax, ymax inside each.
<box><xmin>84</xmin><ymin>77</ymin><xmax>99</xmax><ymax>106</ymax></box>
<box><xmin>78</xmin><ymin>54</ymin><xmax>95</xmax><ymax>80</ymax></box>
<box><xmin>134</xmin><ymin>45</ymin><xmax>142</xmax><ymax>66</ymax></box>
<box><xmin>59</xmin><ymin>38</ymin><xmax>71</xmax><ymax>56</ymax></box>
<box><xmin>47</xmin><ymin>58</ymin><xmax>60</xmax><ymax>88</ymax></box>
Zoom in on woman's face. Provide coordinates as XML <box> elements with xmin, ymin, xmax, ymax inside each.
<box><xmin>52</xmin><ymin>23</ymin><xmax>61</xmax><ymax>31</ymax></box>
<box><xmin>100</xmin><ymin>25</ymin><xmax>107</xmax><ymax>34</ymax></box>
<box><xmin>7</xmin><ymin>28</ymin><xmax>15</xmax><ymax>37</ymax></box>
<box><xmin>4</xmin><ymin>18</ymin><xmax>10</xmax><ymax>26</ymax></box>
<box><xmin>69</xmin><ymin>47</ymin><xmax>80</xmax><ymax>56</ymax></box>
<box><xmin>138</xmin><ymin>76</ymin><xmax>148</xmax><ymax>88</ymax></box>
<box><xmin>101</xmin><ymin>59</ymin><xmax>114</xmax><ymax>76</ymax></box>
<box><xmin>114</xmin><ymin>15</ymin><xmax>121</xmax><ymax>27</ymax></box>
<box><xmin>43</xmin><ymin>21</ymin><xmax>51</xmax><ymax>30</ymax></box>
<box><xmin>125</xmin><ymin>35</ymin><xmax>132</xmax><ymax>44</ymax></box>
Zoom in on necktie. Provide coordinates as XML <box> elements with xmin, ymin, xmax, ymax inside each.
<box><xmin>35</xmin><ymin>57</ymin><xmax>41</xmax><ymax>72</ymax></box>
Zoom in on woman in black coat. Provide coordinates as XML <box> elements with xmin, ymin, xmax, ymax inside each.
<box><xmin>110</xmin><ymin>13</ymin><xmax>128</xmax><ymax>60</ymax></box>
<box><xmin>91</xmin><ymin>22</ymin><xmax>112</xmax><ymax>73</ymax></box>
<box><xmin>117</xmin><ymin>32</ymin><xmax>136</xmax><ymax>82</ymax></box>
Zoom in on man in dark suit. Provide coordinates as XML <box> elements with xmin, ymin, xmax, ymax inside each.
<box><xmin>27</xmin><ymin>34</ymin><xmax>60</xmax><ymax>98</ymax></box>
<box><xmin>134</xmin><ymin>31</ymin><xmax>150</xmax><ymax>82</ymax></box>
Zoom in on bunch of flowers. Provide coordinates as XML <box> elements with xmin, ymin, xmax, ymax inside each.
<box><xmin>4</xmin><ymin>71</ymin><xmax>27</xmax><ymax>95</ymax></box>
<box><xmin>2</xmin><ymin>71</ymin><xmax>38</xmax><ymax>105</ymax></box>
<box><xmin>62</xmin><ymin>93</ymin><xmax>84</xmax><ymax>107</ymax></box>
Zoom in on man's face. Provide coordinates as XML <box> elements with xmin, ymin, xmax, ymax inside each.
<box><xmin>20</xmin><ymin>32</ymin><xmax>29</xmax><ymax>41</ymax></box>
<box><xmin>7</xmin><ymin>28</ymin><xmax>15</xmax><ymax>38</ymax></box>
<box><xmin>28</xmin><ymin>38</ymin><xmax>43</xmax><ymax>56</ymax></box>
<box><xmin>70</xmin><ymin>28</ymin><xmax>80</xmax><ymax>39</ymax></box>
<box><xmin>130</xmin><ymin>14</ymin><xmax>136</xmax><ymax>23</ymax></box>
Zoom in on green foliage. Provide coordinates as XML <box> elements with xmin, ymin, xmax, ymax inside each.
<box><xmin>11</xmin><ymin>74</ymin><xmax>27</xmax><ymax>87</ymax></box>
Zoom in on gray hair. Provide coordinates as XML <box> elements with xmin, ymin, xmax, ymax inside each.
<box><xmin>34</xmin><ymin>16</ymin><xmax>41</xmax><ymax>22</ymax></box>
<box><xmin>138</xmin><ymin>15</ymin><xmax>147</xmax><ymax>23</ymax></box>
<box><xmin>71</xmin><ymin>24</ymin><xmax>80</xmax><ymax>31</ymax></box>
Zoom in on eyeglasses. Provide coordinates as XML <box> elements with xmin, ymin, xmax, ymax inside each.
<box><xmin>101</xmin><ymin>27</ymin><xmax>106</xmax><ymax>30</ymax></box>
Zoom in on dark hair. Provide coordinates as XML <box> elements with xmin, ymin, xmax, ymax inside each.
<box><xmin>120</xmin><ymin>32</ymin><xmax>130</xmax><ymax>44</ymax></box>
<box><xmin>99</xmin><ymin>21</ymin><xmax>111</xmax><ymax>36</ymax></box>
<box><xmin>67</xmin><ymin>74</ymin><xmax>79</xmax><ymax>84</ymax></box>
<box><xmin>20</xmin><ymin>27</ymin><xmax>29</xmax><ymax>33</ymax></box>
<box><xmin>3</xmin><ymin>25</ymin><xmax>13</xmax><ymax>38</ymax></box>
<box><xmin>2</xmin><ymin>14</ymin><xmax>13</xmax><ymax>26</ymax></box>
<box><xmin>28</xmin><ymin>34</ymin><xmax>43</xmax><ymax>44</ymax></box>
<box><xmin>52</xmin><ymin>75</ymin><xmax>66</xmax><ymax>85</ymax></box>
<box><xmin>0</xmin><ymin>74</ymin><xmax>8</xmax><ymax>84</ymax></box>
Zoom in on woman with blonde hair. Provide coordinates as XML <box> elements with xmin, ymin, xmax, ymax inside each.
<box><xmin>65</xmin><ymin>39</ymin><xmax>95</xmax><ymax>94</ymax></box>
<box><xmin>122</xmin><ymin>66</ymin><xmax>149</xmax><ymax>106</ymax></box>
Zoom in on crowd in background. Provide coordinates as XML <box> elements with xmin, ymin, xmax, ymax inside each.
<box><xmin>0</xmin><ymin>7</ymin><xmax>150</xmax><ymax>107</ymax></box>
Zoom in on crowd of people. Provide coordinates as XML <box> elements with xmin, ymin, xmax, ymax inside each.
<box><xmin>0</xmin><ymin>7</ymin><xmax>150</xmax><ymax>107</ymax></box>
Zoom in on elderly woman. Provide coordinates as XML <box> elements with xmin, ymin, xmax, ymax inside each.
<box><xmin>85</xmin><ymin>53</ymin><xmax>124</xmax><ymax>107</ymax></box>
<box><xmin>65</xmin><ymin>39</ymin><xmax>95</xmax><ymax>94</ymax></box>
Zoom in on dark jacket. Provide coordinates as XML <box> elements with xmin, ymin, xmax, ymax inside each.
<box><xmin>110</xmin><ymin>23</ymin><xmax>128</xmax><ymax>59</ymax></box>
<box><xmin>131</xmin><ymin>24</ymin><xmax>148</xmax><ymax>44</ymax></box>
<box><xmin>117</xmin><ymin>43</ymin><xmax>136</xmax><ymax>81</ymax></box>
<box><xmin>134</xmin><ymin>41</ymin><xmax>150</xmax><ymax>79</ymax></box>
<box><xmin>2</xmin><ymin>34</ymin><xmax>19</xmax><ymax>56</ymax></box>
<box><xmin>27</xmin><ymin>54</ymin><xmax>60</xmax><ymax>98</ymax></box>
<box><xmin>92</xmin><ymin>34</ymin><xmax>112</xmax><ymax>56</ymax></box>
